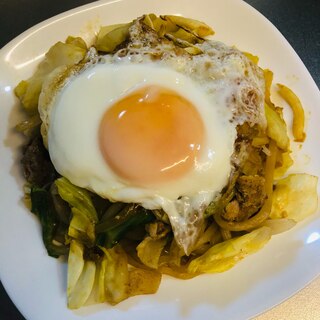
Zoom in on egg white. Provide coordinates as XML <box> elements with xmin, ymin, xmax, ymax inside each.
<box><xmin>47</xmin><ymin>61</ymin><xmax>236</xmax><ymax>253</ymax></box>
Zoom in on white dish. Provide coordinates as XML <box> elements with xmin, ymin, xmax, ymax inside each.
<box><xmin>0</xmin><ymin>0</ymin><xmax>319</xmax><ymax>319</ymax></box>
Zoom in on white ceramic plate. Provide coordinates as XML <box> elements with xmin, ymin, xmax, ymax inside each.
<box><xmin>0</xmin><ymin>0</ymin><xmax>319</xmax><ymax>319</ymax></box>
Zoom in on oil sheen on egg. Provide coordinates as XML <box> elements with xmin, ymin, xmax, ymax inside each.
<box><xmin>47</xmin><ymin>62</ymin><xmax>236</xmax><ymax>254</ymax></box>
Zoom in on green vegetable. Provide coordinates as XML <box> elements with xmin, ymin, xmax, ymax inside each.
<box><xmin>96</xmin><ymin>204</ymin><xmax>155</xmax><ymax>248</ymax></box>
<box><xmin>30</xmin><ymin>187</ymin><xmax>69</xmax><ymax>258</ymax></box>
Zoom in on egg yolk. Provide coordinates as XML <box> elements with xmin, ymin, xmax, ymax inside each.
<box><xmin>99</xmin><ymin>85</ymin><xmax>205</xmax><ymax>185</ymax></box>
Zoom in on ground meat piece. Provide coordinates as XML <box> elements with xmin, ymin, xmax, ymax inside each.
<box><xmin>236</xmin><ymin>123</ymin><xmax>260</xmax><ymax>140</ymax></box>
<box><xmin>223</xmin><ymin>200</ymin><xmax>240</xmax><ymax>221</ymax></box>
<box><xmin>21</xmin><ymin>134</ymin><xmax>57</xmax><ymax>187</ymax></box>
<box><xmin>221</xmin><ymin>174</ymin><xmax>266</xmax><ymax>222</ymax></box>
<box><xmin>235</xmin><ymin>175</ymin><xmax>266</xmax><ymax>220</ymax></box>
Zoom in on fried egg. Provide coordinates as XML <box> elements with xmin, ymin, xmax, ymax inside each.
<box><xmin>39</xmin><ymin>20</ymin><xmax>265</xmax><ymax>254</ymax></box>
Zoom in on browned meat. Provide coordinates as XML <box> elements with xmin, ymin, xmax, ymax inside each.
<box><xmin>223</xmin><ymin>199</ymin><xmax>240</xmax><ymax>221</ymax></box>
<box><xmin>222</xmin><ymin>175</ymin><xmax>266</xmax><ymax>222</ymax></box>
<box><xmin>21</xmin><ymin>134</ymin><xmax>57</xmax><ymax>187</ymax></box>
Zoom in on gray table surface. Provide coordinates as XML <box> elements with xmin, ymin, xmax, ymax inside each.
<box><xmin>0</xmin><ymin>0</ymin><xmax>319</xmax><ymax>319</ymax></box>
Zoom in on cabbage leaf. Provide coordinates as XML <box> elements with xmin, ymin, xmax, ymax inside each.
<box><xmin>188</xmin><ymin>226</ymin><xmax>271</xmax><ymax>274</ymax></box>
<box><xmin>14</xmin><ymin>37</ymin><xmax>87</xmax><ymax>113</ymax></box>
<box><xmin>265</xmin><ymin>103</ymin><xmax>290</xmax><ymax>150</ymax></box>
<box><xmin>137</xmin><ymin>236</ymin><xmax>167</xmax><ymax>269</ymax></box>
<box><xmin>270</xmin><ymin>173</ymin><xmax>318</xmax><ymax>221</ymax></box>
<box><xmin>99</xmin><ymin>245</ymin><xmax>129</xmax><ymax>304</ymax></box>
<box><xmin>55</xmin><ymin>177</ymin><xmax>98</xmax><ymax>244</ymax></box>
<box><xmin>67</xmin><ymin>240</ymin><xmax>96</xmax><ymax>309</ymax></box>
